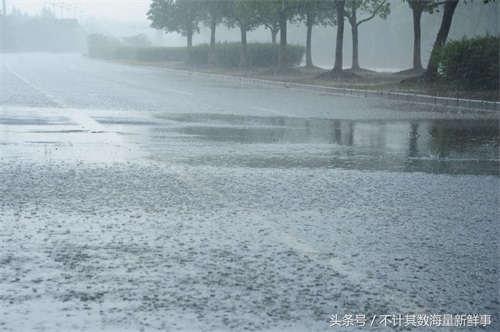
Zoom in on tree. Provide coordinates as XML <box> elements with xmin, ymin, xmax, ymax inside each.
<box><xmin>10</xmin><ymin>7</ymin><xmax>27</xmax><ymax>22</ymax></box>
<box><xmin>254</xmin><ymin>1</ymin><xmax>281</xmax><ymax>44</ymax></box>
<box><xmin>201</xmin><ymin>0</ymin><xmax>228</xmax><ymax>62</ymax></box>
<box><xmin>296</xmin><ymin>0</ymin><xmax>335</xmax><ymax>68</ymax></box>
<box><xmin>147</xmin><ymin>0</ymin><xmax>203</xmax><ymax>49</ymax></box>
<box><xmin>330</xmin><ymin>0</ymin><xmax>346</xmax><ymax>77</ymax></box>
<box><xmin>272</xmin><ymin>0</ymin><xmax>302</xmax><ymax>71</ymax></box>
<box><xmin>87</xmin><ymin>33</ymin><xmax>123</xmax><ymax>57</ymax></box>
<box><xmin>344</xmin><ymin>0</ymin><xmax>390</xmax><ymax>71</ymax></box>
<box><xmin>123</xmin><ymin>34</ymin><xmax>152</xmax><ymax>47</ymax></box>
<box><xmin>425</xmin><ymin>0</ymin><xmax>497</xmax><ymax>78</ymax></box>
<box><xmin>223</xmin><ymin>0</ymin><xmax>261</xmax><ymax>67</ymax></box>
<box><xmin>454</xmin><ymin>0</ymin><xmax>497</xmax><ymax>36</ymax></box>
<box><xmin>404</xmin><ymin>0</ymin><xmax>440</xmax><ymax>70</ymax></box>
<box><xmin>87</xmin><ymin>33</ymin><xmax>122</xmax><ymax>49</ymax></box>
<box><xmin>40</xmin><ymin>6</ymin><xmax>56</xmax><ymax>20</ymax></box>
<box><xmin>424</xmin><ymin>0</ymin><xmax>459</xmax><ymax>78</ymax></box>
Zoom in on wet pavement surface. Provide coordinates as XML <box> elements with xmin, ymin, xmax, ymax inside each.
<box><xmin>1</xmin><ymin>54</ymin><xmax>499</xmax><ymax>331</ymax></box>
<box><xmin>98</xmin><ymin>113</ymin><xmax>499</xmax><ymax>176</ymax></box>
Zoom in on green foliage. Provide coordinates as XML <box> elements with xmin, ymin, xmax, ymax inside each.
<box><xmin>148</xmin><ymin>0</ymin><xmax>203</xmax><ymax>47</ymax></box>
<box><xmin>87</xmin><ymin>33</ymin><xmax>122</xmax><ymax>49</ymax></box>
<box><xmin>253</xmin><ymin>0</ymin><xmax>281</xmax><ymax>31</ymax></box>
<box><xmin>3</xmin><ymin>14</ymin><xmax>81</xmax><ymax>52</ymax></box>
<box><xmin>404</xmin><ymin>0</ymin><xmax>440</xmax><ymax>15</ymax></box>
<box><xmin>296</xmin><ymin>0</ymin><xmax>336</xmax><ymax>26</ymax></box>
<box><xmin>439</xmin><ymin>35</ymin><xmax>499</xmax><ymax>90</ymax></box>
<box><xmin>223</xmin><ymin>0</ymin><xmax>263</xmax><ymax>31</ymax></box>
<box><xmin>114</xmin><ymin>47</ymin><xmax>138</xmax><ymax>61</ymax></box>
<box><xmin>186</xmin><ymin>44</ymin><xmax>210</xmax><ymax>66</ymax></box>
<box><xmin>346</xmin><ymin>0</ymin><xmax>391</xmax><ymax>23</ymax></box>
<box><xmin>123</xmin><ymin>34</ymin><xmax>152</xmax><ymax>47</ymax></box>
<box><xmin>248</xmin><ymin>43</ymin><xmax>304</xmax><ymax>68</ymax></box>
<box><xmin>86</xmin><ymin>42</ymin><xmax>305</xmax><ymax>68</ymax></box>
<box><xmin>186</xmin><ymin>42</ymin><xmax>305</xmax><ymax>68</ymax></box>
<box><xmin>87</xmin><ymin>34</ymin><xmax>123</xmax><ymax>59</ymax></box>
<box><xmin>87</xmin><ymin>32</ymin><xmax>185</xmax><ymax>62</ymax></box>
<box><xmin>200</xmin><ymin>0</ymin><xmax>228</xmax><ymax>28</ymax></box>
<box><xmin>137</xmin><ymin>47</ymin><xmax>187</xmax><ymax>62</ymax></box>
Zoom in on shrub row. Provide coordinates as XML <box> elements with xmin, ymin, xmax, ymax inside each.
<box><xmin>88</xmin><ymin>42</ymin><xmax>305</xmax><ymax>68</ymax></box>
<box><xmin>439</xmin><ymin>35</ymin><xmax>499</xmax><ymax>90</ymax></box>
<box><xmin>88</xmin><ymin>46</ymin><xmax>186</xmax><ymax>62</ymax></box>
<box><xmin>186</xmin><ymin>42</ymin><xmax>304</xmax><ymax>68</ymax></box>
<box><xmin>137</xmin><ymin>47</ymin><xmax>187</xmax><ymax>62</ymax></box>
<box><xmin>88</xmin><ymin>47</ymin><xmax>119</xmax><ymax>60</ymax></box>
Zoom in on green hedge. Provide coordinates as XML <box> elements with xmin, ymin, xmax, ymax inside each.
<box><xmin>87</xmin><ymin>34</ymin><xmax>123</xmax><ymax>59</ymax></box>
<box><xmin>89</xmin><ymin>46</ymin><xmax>186</xmax><ymax>62</ymax></box>
<box><xmin>88</xmin><ymin>42</ymin><xmax>305</xmax><ymax>68</ymax></box>
<box><xmin>249</xmin><ymin>42</ymin><xmax>304</xmax><ymax>67</ymax></box>
<box><xmin>186</xmin><ymin>44</ymin><xmax>210</xmax><ymax>66</ymax></box>
<box><xmin>114</xmin><ymin>47</ymin><xmax>138</xmax><ymax>61</ymax></box>
<box><xmin>439</xmin><ymin>35</ymin><xmax>499</xmax><ymax>90</ymax></box>
<box><xmin>88</xmin><ymin>47</ymin><xmax>117</xmax><ymax>60</ymax></box>
<box><xmin>187</xmin><ymin>42</ymin><xmax>305</xmax><ymax>68</ymax></box>
<box><xmin>137</xmin><ymin>47</ymin><xmax>186</xmax><ymax>62</ymax></box>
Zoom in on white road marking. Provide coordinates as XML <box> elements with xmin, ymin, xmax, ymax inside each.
<box><xmin>248</xmin><ymin>106</ymin><xmax>291</xmax><ymax>117</ymax></box>
<box><xmin>165</xmin><ymin>88</ymin><xmax>193</xmax><ymax>96</ymax></box>
<box><xmin>4</xmin><ymin>62</ymin><xmax>132</xmax><ymax>147</ymax></box>
<box><xmin>156</xmin><ymin>162</ymin><xmax>425</xmax><ymax>315</ymax></box>
<box><xmin>4</xmin><ymin>62</ymin><xmax>67</xmax><ymax>108</ymax></box>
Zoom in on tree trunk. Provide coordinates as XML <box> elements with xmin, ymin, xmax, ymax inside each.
<box><xmin>209</xmin><ymin>17</ymin><xmax>217</xmax><ymax>66</ymax></box>
<box><xmin>349</xmin><ymin>1</ymin><xmax>359</xmax><ymax>71</ymax></box>
<box><xmin>271</xmin><ymin>21</ymin><xmax>279</xmax><ymax>45</ymax></box>
<box><xmin>305</xmin><ymin>12</ymin><xmax>314</xmax><ymax>68</ymax></box>
<box><xmin>278</xmin><ymin>9</ymin><xmax>287</xmax><ymax>71</ymax></box>
<box><xmin>239</xmin><ymin>25</ymin><xmax>248</xmax><ymax>68</ymax></box>
<box><xmin>425</xmin><ymin>0</ymin><xmax>459</xmax><ymax>78</ymax></box>
<box><xmin>331</xmin><ymin>0</ymin><xmax>346</xmax><ymax>76</ymax></box>
<box><xmin>210</xmin><ymin>18</ymin><xmax>216</xmax><ymax>48</ymax></box>
<box><xmin>409</xmin><ymin>123</ymin><xmax>419</xmax><ymax>157</ymax></box>
<box><xmin>351</xmin><ymin>23</ymin><xmax>360</xmax><ymax>70</ymax></box>
<box><xmin>412</xmin><ymin>8</ymin><xmax>423</xmax><ymax>70</ymax></box>
<box><xmin>187</xmin><ymin>31</ymin><xmax>193</xmax><ymax>49</ymax></box>
<box><xmin>271</xmin><ymin>29</ymin><xmax>278</xmax><ymax>44</ymax></box>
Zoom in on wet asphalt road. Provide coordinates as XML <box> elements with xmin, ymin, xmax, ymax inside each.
<box><xmin>0</xmin><ymin>53</ymin><xmax>499</xmax><ymax>331</ymax></box>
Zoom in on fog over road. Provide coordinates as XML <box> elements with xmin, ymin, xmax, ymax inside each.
<box><xmin>1</xmin><ymin>54</ymin><xmax>499</xmax><ymax>331</ymax></box>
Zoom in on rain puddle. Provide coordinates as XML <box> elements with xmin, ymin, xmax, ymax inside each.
<box><xmin>109</xmin><ymin>113</ymin><xmax>500</xmax><ymax>176</ymax></box>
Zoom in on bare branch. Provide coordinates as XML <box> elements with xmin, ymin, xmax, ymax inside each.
<box><xmin>356</xmin><ymin>0</ymin><xmax>387</xmax><ymax>27</ymax></box>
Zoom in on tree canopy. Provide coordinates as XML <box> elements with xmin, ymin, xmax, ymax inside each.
<box><xmin>148</xmin><ymin>0</ymin><xmax>203</xmax><ymax>48</ymax></box>
<box><xmin>146</xmin><ymin>0</ymin><xmax>497</xmax><ymax>78</ymax></box>
<box><xmin>345</xmin><ymin>0</ymin><xmax>391</xmax><ymax>70</ymax></box>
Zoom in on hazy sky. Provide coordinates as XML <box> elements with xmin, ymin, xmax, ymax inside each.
<box><xmin>7</xmin><ymin>0</ymin><xmax>151</xmax><ymax>21</ymax></box>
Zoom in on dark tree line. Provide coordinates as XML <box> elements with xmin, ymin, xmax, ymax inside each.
<box><xmin>1</xmin><ymin>7</ymin><xmax>82</xmax><ymax>52</ymax></box>
<box><xmin>147</xmin><ymin>0</ymin><xmax>494</xmax><ymax>80</ymax></box>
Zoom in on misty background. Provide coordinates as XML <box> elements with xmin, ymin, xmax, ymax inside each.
<box><xmin>1</xmin><ymin>0</ymin><xmax>498</xmax><ymax>70</ymax></box>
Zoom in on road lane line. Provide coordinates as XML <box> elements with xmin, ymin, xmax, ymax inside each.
<box><xmin>239</xmin><ymin>209</ymin><xmax>425</xmax><ymax>315</ymax></box>
<box><xmin>4</xmin><ymin>62</ymin><xmax>68</xmax><ymax>108</ymax></box>
<box><xmin>147</xmin><ymin>161</ymin><xmax>425</xmax><ymax>315</ymax></box>
<box><xmin>3</xmin><ymin>61</ymin><xmax>142</xmax><ymax>152</ymax></box>
<box><xmin>165</xmin><ymin>88</ymin><xmax>193</xmax><ymax>96</ymax></box>
<box><xmin>248</xmin><ymin>106</ymin><xmax>292</xmax><ymax>117</ymax></box>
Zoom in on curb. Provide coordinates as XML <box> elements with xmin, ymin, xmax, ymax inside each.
<box><xmin>154</xmin><ymin>66</ymin><xmax>500</xmax><ymax>113</ymax></box>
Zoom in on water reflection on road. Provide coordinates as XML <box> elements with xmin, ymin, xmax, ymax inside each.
<box><xmin>101</xmin><ymin>113</ymin><xmax>499</xmax><ymax>176</ymax></box>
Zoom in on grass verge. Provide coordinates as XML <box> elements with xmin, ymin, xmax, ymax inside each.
<box><xmin>120</xmin><ymin>61</ymin><xmax>499</xmax><ymax>102</ymax></box>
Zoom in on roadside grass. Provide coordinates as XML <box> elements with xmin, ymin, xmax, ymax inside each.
<box><xmin>118</xmin><ymin>60</ymin><xmax>499</xmax><ymax>102</ymax></box>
